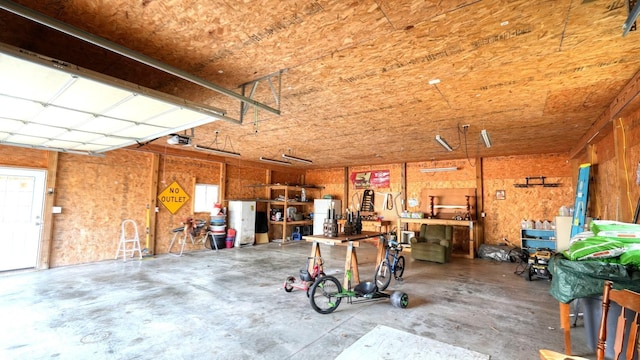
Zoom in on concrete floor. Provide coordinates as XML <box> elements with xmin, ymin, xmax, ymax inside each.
<box><xmin>0</xmin><ymin>242</ymin><xmax>595</xmax><ymax>360</ymax></box>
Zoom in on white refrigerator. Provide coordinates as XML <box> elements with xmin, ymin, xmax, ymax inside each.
<box><xmin>313</xmin><ymin>199</ymin><xmax>341</xmax><ymax>235</ymax></box>
<box><xmin>228</xmin><ymin>201</ymin><xmax>256</xmax><ymax>247</ymax></box>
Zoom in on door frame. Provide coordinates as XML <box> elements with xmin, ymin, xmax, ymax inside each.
<box><xmin>0</xmin><ymin>152</ymin><xmax>59</xmax><ymax>270</ymax></box>
<box><xmin>0</xmin><ymin>166</ymin><xmax>46</xmax><ymax>270</ymax></box>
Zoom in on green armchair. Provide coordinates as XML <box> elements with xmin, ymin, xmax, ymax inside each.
<box><xmin>410</xmin><ymin>224</ymin><xmax>453</xmax><ymax>263</ymax></box>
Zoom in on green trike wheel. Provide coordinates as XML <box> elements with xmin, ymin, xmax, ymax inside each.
<box><xmin>390</xmin><ymin>291</ymin><xmax>409</xmax><ymax>308</ymax></box>
<box><xmin>309</xmin><ymin>275</ymin><xmax>342</xmax><ymax>314</ymax></box>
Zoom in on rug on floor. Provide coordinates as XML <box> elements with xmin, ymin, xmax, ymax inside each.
<box><xmin>335</xmin><ymin>325</ymin><xmax>491</xmax><ymax>360</ymax></box>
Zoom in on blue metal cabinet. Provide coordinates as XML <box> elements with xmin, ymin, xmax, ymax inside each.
<box><xmin>520</xmin><ymin>229</ymin><xmax>556</xmax><ymax>252</ymax></box>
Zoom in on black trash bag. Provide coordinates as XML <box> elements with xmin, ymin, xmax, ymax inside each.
<box><xmin>548</xmin><ymin>253</ymin><xmax>640</xmax><ymax>303</ymax></box>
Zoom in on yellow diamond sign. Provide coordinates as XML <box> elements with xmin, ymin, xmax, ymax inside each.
<box><xmin>158</xmin><ymin>181</ymin><xmax>190</xmax><ymax>214</ymax></box>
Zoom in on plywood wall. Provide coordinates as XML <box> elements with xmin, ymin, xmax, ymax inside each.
<box><xmin>481</xmin><ymin>154</ymin><xmax>573</xmax><ymax>245</ymax></box>
<box><xmin>0</xmin><ymin>143</ymin><xmax>616</xmax><ymax>267</ymax></box>
<box><xmin>306</xmin><ymin>167</ymin><xmax>343</xmax><ymax>200</ymax></box>
<box><xmin>591</xmin><ymin>115</ymin><xmax>640</xmax><ymax>223</ymax></box>
<box><xmin>50</xmin><ymin>149</ymin><xmax>152</xmax><ymax>266</ymax></box>
<box><xmin>306</xmin><ymin>154</ymin><xmax>574</xmax><ymax>246</ymax></box>
<box><xmin>154</xmin><ymin>155</ymin><xmax>222</xmax><ymax>255</ymax></box>
<box><xmin>0</xmin><ymin>146</ymin><xmax>49</xmax><ymax>169</ymax></box>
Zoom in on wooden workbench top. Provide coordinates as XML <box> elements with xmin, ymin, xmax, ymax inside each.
<box><xmin>304</xmin><ymin>231</ymin><xmax>382</xmax><ymax>245</ymax></box>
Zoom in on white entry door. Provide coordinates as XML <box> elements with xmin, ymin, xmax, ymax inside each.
<box><xmin>0</xmin><ymin>167</ymin><xmax>45</xmax><ymax>271</ymax></box>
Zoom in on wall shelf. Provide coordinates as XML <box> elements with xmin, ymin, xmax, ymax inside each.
<box><xmin>513</xmin><ymin>176</ymin><xmax>560</xmax><ymax>188</ymax></box>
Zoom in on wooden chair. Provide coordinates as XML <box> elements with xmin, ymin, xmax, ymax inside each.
<box><xmin>539</xmin><ymin>281</ymin><xmax>640</xmax><ymax>360</ymax></box>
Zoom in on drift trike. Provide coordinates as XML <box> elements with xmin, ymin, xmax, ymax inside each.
<box><xmin>308</xmin><ymin>270</ymin><xmax>409</xmax><ymax>314</ymax></box>
<box><xmin>283</xmin><ymin>256</ymin><xmax>325</xmax><ymax>297</ymax></box>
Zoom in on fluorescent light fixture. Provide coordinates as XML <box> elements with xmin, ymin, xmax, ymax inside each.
<box><xmin>194</xmin><ymin>144</ymin><xmax>241</xmax><ymax>157</ymax></box>
<box><xmin>259</xmin><ymin>157</ymin><xmax>291</xmax><ymax>166</ymax></box>
<box><xmin>435</xmin><ymin>135</ymin><xmax>453</xmax><ymax>151</ymax></box>
<box><xmin>420</xmin><ymin>167</ymin><xmax>458</xmax><ymax>173</ymax></box>
<box><xmin>480</xmin><ymin>129</ymin><xmax>492</xmax><ymax>148</ymax></box>
<box><xmin>282</xmin><ymin>153</ymin><xmax>313</xmax><ymax>164</ymax></box>
<box><xmin>0</xmin><ymin>42</ymin><xmax>229</xmax><ymax>155</ymax></box>
<box><xmin>428</xmin><ymin>79</ymin><xmax>441</xmax><ymax>85</ymax></box>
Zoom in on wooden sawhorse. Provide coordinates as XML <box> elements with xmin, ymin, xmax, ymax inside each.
<box><xmin>305</xmin><ymin>232</ymin><xmax>385</xmax><ymax>286</ymax></box>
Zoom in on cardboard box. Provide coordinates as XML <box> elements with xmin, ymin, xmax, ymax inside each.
<box><xmin>256</xmin><ymin>233</ymin><xmax>269</xmax><ymax>244</ymax></box>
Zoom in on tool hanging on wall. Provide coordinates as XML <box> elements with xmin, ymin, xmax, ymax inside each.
<box><xmin>360</xmin><ymin>189</ymin><xmax>375</xmax><ymax>212</ymax></box>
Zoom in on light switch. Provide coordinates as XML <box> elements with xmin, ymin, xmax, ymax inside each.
<box><xmin>52</xmin><ymin>206</ymin><xmax>62</xmax><ymax>214</ymax></box>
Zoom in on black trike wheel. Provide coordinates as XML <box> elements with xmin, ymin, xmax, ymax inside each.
<box><xmin>309</xmin><ymin>275</ymin><xmax>342</xmax><ymax>314</ymax></box>
<box><xmin>390</xmin><ymin>291</ymin><xmax>409</xmax><ymax>308</ymax></box>
<box><xmin>394</xmin><ymin>256</ymin><xmax>405</xmax><ymax>280</ymax></box>
<box><xmin>284</xmin><ymin>276</ymin><xmax>295</xmax><ymax>292</ymax></box>
<box><xmin>374</xmin><ymin>259</ymin><xmax>392</xmax><ymax>291</ymax></box>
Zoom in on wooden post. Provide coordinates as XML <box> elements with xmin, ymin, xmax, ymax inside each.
<box><xmin>38</xmin><ymin>151</ymin><xmax>58</xmax><ymax>269</ymax></box>
<box><xmin>147</xmin><ymin>153</ymin><xmax>159</xmax><ymax>255</ymax></box>
<box><xmin>309</xmin><ymin>241</ymin><xmax>321</xmax><ymax>273</ymax></box>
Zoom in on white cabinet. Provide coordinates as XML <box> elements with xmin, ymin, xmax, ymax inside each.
<box><xmin>313</xmin><ymin>199</ymin><xmax>341</xmax><ymax>235</ymax></box>
<box><xmin>228</xmin><ymin>201</ymin><xmax>256</xmax><ymax>247</ymax></box>
<box><xmin>555</xmin><ymin>216</ymin><xmax>572</xmax><ymax>252</ymax></box>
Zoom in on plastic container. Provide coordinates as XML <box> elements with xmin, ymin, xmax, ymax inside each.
<box><xmin>581</xmin><ymin>296</ymin><xmax>638</xmax><ymax>360</ymax></box>
<box><xmin>210</xmin><ymin>233</ymin><xmax>226</xmax><ymax>249</ymax></box>
<box><xmin>225</xmin><ymin>237</ymin><xmax>234</xmax><ymax>248</ymax></box>
<box><xmin>210</xmin><ymin>225</ymin><xmax>226</xmax><ymax>232</ymax></box>
<box><xmin>559</xmin><ymin>205</ymin><xmax>569</xmax><ymax>216</ymax></box>
<box><xmin>210</xmin><ymin>214</ymin><xmax>226</xmax><ymax>224</ymax></box>
<box><xmin>535</xmin><ymin>220</ymin><xmax>543</xmax><ymax>230</ymax></box>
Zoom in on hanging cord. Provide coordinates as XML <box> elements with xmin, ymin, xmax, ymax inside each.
<box><xmin>619</xmin><ymin>118</ymin><xmax>633</xmax><ymax>217</ymax></box>
<box><xmin>458</xmin><ymin>123</ymin><xmax>477</xmax><ymax>168</ymax></box>
<box><xmin>206</xmin><ymin>131</ymin><xmax>237</xmax><ymax>153</ymax></box>
<box><xmin>385</xmin><ymin>193</ymin><xmax>393</xmax><ymax>210</ymax></box>
<box><xmin>392</xmin><ymin>192</ymin><xmax>403</xmax><ymax>218</ymax></box>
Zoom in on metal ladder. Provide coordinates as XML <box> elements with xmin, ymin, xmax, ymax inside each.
<box><xmin>571</xmin><ymin>163</ymin><xmax>591</xmax><ymax>237</ymax></box>
<box><xmin>115</xmin><ymin>219</ymin><xmax>142</xmax><ymax>261</ymax></box>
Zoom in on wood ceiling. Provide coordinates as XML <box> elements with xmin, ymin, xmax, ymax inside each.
<box><xmin>1</xmin><ymin>0</ymin><xmax>639</xmax><ymax>168</ymax></box>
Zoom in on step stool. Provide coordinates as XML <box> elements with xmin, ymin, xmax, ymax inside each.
<box><xmin>115</xmin><ymin>219</ymin><xmax>142</xmax><ymax>261</ymax></box>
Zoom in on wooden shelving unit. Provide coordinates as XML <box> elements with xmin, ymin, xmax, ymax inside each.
<box><xmin>264</xmin><ymin>185</ymin><xmax>321</xmax><ymax>244</ymax></box>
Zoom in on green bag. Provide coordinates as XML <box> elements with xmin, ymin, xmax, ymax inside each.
<box><xmin>566</xmin><ymin>236</ymin><xmax>626</xmax><ymax>261</ymax></box>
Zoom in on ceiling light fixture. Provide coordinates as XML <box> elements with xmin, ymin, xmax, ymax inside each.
<box><xmin>480</xmin><ymin>129</ymin><xmax>492</xmax><ymax>148</ymax></box>
<box><xmin>428</xmin><ymin>79</ymin><xmax>441</xmax><ymax>85</ymax></box>
<box><xmin>194</xmin><ymin>145</ymin><xmax>241</xmax><ymax>157</ymax></box>
<box><xmin>282</xmin><ymin>154</ymin><xmax>313</xmax><ymax>164</ymax></box>
<box><xmin>435</xmin><ymin>135</ymin><xmax>453</xmax><ymax>151</ymax></box>
<box><xmin>419</xmin><ymin>167</ymin><xmax>458</xmax><ymax>173</ymax></box>
<box><xmin>259</xmin><ymin>157</ymin><xmax>291</xmax><ymax>166</ymax></box>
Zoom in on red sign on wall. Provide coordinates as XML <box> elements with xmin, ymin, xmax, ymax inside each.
<box><xmin>350</xmin><ymin>170</ymin><xmax>390</xmax><ymax>189</ymax></box>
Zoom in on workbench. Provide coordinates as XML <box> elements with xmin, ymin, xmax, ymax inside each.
<box><xmin>336</xmin><ymin>219</ymin><xmax>393</xmax><ymax>234</ymax></box>
<box><xmin>396</xmin><ymin>218</ymin><xmax>478</xmax><ymax>259</ymax></box>
<box><xmin>304</xmin><ymin>231</ymin><xmax>385</xmax><ymax>286</ymax></box>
